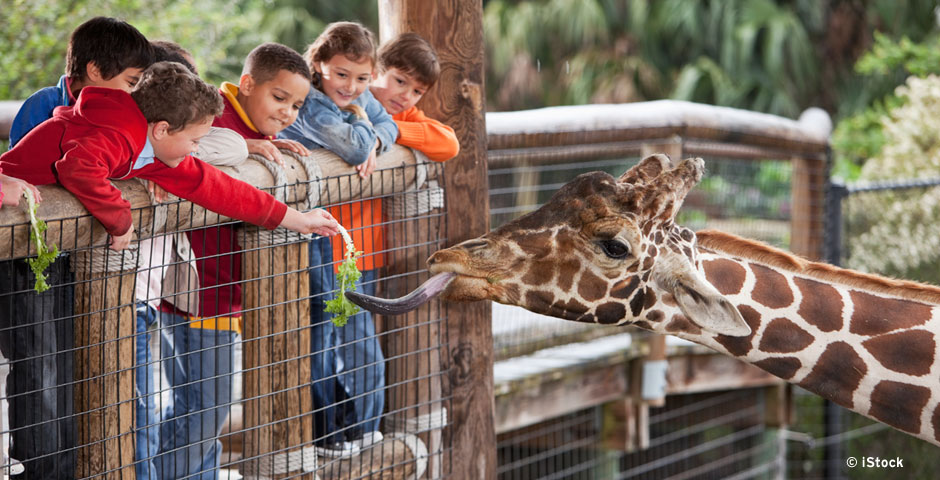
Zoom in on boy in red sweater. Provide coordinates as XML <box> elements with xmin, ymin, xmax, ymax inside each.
<box><xmin>0</xmin><ymin>61</ymin><xmax>336</xmax><ymax>245</ymax></box>
<box><xmin>370</xmin><ymin>32</ymin><xmax>460</xmax><ymax>162</ymax></box>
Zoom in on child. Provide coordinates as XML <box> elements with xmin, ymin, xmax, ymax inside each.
<box><xmin>154</xmin><ymin>42</ymin><xmax>314</xmax><ymax>479</ymax></box>
<box><xmin>9</xmin><ymin>16</ymin><xmax>153</xmax><ymax>147</ymax></box>
<box><xmin>370</xmin><ymin>32</ymin><xmax>459</xmax><ymax>162</ymax></box>
<box><xmin>0</xmin><ymin>16</ymin><xmax>151</xmax><ymax>479</ymax></box>
<box><xmin>279</xmin><ymin>21</ymin><xmax>398</xmax><ymax>457</ymax></box>
<box><xmin>132</xmin><ymin>40</ymin><xmax>249</xmax><ymax>480</ymax></box>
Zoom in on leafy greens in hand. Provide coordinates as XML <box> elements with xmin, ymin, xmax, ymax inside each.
<box><xmin>23</xmin><ymin>189</ymin><xmax>59</xmax><ymax>293</ymax></box>
<box><xmin>324</xmin><ymin>225</ymin><xmax>362</xmax><ymax>327</ymax></box>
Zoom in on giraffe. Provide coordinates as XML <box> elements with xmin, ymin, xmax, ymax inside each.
<box><xmin>348</xmin><ymin>154</ymin><xmax>940</xmax><ymax>447</ymax></box>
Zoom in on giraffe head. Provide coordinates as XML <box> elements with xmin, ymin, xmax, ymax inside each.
<box><xmin>350</xmin><ymin>154</ymin><xmax>750</xmax><ymax>337</ymax></box>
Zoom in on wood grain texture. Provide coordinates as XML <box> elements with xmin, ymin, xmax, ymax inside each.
<box><xmin>379</xmin><ymin>1</ymin><xmax>495</xmax><ymax>477</ymax></box>
<box><xmin>0</xmin><ymin>145</ymin><xmax>420</xmax><ymax>260</ymax></box>
<box><xmin>240</xmin><ymin>240</ymin><xmax>315</xmax><ymax>479</ymax></box>
<box><xmin>72</xmin><ymin>256</ymin><xmax>136</xmax><ymax>479</ymax></box>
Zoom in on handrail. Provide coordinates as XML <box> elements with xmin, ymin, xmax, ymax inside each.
<box><xmin>0</xmin><ymin>144</ymin><xmax>423</xmax><ymax>259</ymax></box>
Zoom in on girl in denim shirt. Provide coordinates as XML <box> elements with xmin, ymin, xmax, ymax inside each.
<box><xmin>279</xmin><ymin>21</ymin><xmax>397</xmax><ymax>458</ymax></box>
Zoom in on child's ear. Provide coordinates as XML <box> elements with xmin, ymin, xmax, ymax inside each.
<box><xmin>239</xmin><ymin>74</ymin><xmax>255</xmax><ymax>95</ymax></box>
<box><xmin>150</xmin><ymin>121</ymin><xmax>171</xmax><ymax>140</ymax></box>
<box><xmin>86</xmin><ymin>61</ymin><xmax>104</xmax><ymax>83</ymax></box>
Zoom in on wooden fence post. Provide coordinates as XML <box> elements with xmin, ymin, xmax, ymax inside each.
<box><xmin>378</xmin><ymin>1</ymin><xmax>495</xmax><ymax>477</ymax></box>
<box><xmin>239</xmin><ymin>228</ymin><xmax>316</xmax><ymax>479</ymax></box>
<box><xmin>72</xmin><ymin>247</ymin><xmax>137</xmax><ymax>479</ymax></box>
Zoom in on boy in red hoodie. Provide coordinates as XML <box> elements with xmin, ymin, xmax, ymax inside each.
<box><xmin>0</xmin><ymin>61</ymin><xmax>339</xmax><ymax>479</ymax></box>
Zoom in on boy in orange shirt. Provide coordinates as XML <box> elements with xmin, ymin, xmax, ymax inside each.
<box><xmin>370</xmin><ymin>32</ymin><xmax>459</xmax><ymax>162</ymax></box>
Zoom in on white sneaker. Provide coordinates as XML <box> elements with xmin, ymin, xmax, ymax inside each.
<box><xmin>315</xmin><ymin>441</ymin><xmax>360</xmax><ymax>458</ymax></box>
<box><xmin>7</xmin><ymin>457</ymin><xmax>24</xmax><ymax>475</ymax></box>
<box><xmin>350</xmin><ymin>431</ymin><xmax>384</xmax><ymax>449</ymax></box>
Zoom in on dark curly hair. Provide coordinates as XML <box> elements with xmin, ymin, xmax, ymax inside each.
<box><xmin>130</xmin><ymin>62</ymin><xmax>223</xmax><ymax>132</ymax></box>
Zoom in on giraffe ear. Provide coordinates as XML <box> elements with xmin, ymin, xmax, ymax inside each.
<box><xmin>672</xmin><ymin>278</ymin><xmax>751</xmax><ymax>337</ymax></box>
<box><xmin>654</xmin><ymin>257</ymin><xmax>751</xmax><ymax>337</ymax></box>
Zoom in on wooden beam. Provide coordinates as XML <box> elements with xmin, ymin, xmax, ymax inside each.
<box><xmin>0</xmin><ymin>146</ymin><xmax>421</xmax><ymax>260</ymax></box>
<box><xmin>378</xmin><ymin>1</ymin><xmax>494</xmax><ymax>477</ymax></box>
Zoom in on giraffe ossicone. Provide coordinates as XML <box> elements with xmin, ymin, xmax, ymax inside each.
<box><xmin>348</xmin><ymin>154</ymin><xmax>940</xmax><ymax>447</ymax></box>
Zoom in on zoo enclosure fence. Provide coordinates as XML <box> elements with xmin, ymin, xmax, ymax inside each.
<box><xmin>0</xmin><ymin>98</ymin><xmax>839</xmax><ymax>479</ymax></box>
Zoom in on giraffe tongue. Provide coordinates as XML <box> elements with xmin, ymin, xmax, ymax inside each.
<box><xmin>344</xmin><ymin>272</ymin><xmax>456</xmax><ymax>315</ymax></box>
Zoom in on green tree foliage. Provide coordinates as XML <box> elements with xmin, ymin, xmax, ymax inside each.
<box><xmin>0</xmin><ymin>0</ymin><xmax>266</xmax><ymax>101</ymax></box>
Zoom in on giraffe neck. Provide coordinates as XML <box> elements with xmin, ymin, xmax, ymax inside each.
<box><xmin>666</xmin><ymin>231</ymin><xmax>940</xmax><ymax>446</ymax></box>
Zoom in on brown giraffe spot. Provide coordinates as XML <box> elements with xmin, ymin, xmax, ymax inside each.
<box><xmin>849</xmin><ymin>291</ymin><xmax>932</xmax><ymax>336</ymax></box>
<box><xmin>595</xmin><ymin>302</ymin><xmax>627</xmax><ymax>324</ymax></box>
<box><xmin>644</xmin><ymin>290</ymin><xmax>658</xmax><ymax>309</ymax></box>
<box><xmin>524</xmin><ymin>290</ymin><xmax>556</xmax><ymax>315</ymax></box>
<box><xmin>714</xmin><ymin>305</ymin><xmax>760</xmax><ymax>356</ymax></box>
<box><xmin>548</xmin><ymin>298</ymin><xmax>590</xmax><ymax>320</ymax></box>
<box><xmin>633</xmin><ymin>321</ymin><xmax>653</xmax><ymax>331</ymax></box>
<box><xmin>869</xmin><ymin>380</ymin><xmax>930</xmax><ymax>434</ymax></box>
<box><xmin>515</xmin><ymin>231</ymin><xmax>551</xmax><ymax>256</ymax></box>
<box><xmin>557</xmin><ymin>258</ymin><xmax>580</xmax><ymax>292</ymax></box>
<box><xmin>577</xmin><ymin>313</ymin><xmax>595</xmax><ymax>323</ymax></box>
<box><xmin>932</xmin><ymin>404</ymin><xmax>940</xmax><ymax>443</ymax></box>
<box><xmin>703</xmin><ymin>259</ymin><xmax>747</xmax><ymax>295</ymax></box>
<box><xmin>862</xmin><ymin>330</ymin><xmax>935</xmax><ymax>376</ymax></box>
<box><xmin>522</xmin><ymin>259</ymin><xmax>555</xmax><ymax>287</ymax></box>
<box><xmin>629</xmin><ymin>289</ymin><xmax>646</xmax><ymax>317</ymax></box>
<box><xmin>661</xmin><ymin>293</ymin><xmax>678</xmax><ymax>307</ymax></box>
<box><xmin>759</xmin><ymin>318</ymin><xmax>814</xmax><ymax>353</ymax></box>
<box><xmin>754</xmin><ymin>357</ymin><xmax>802</xmax><ymax>380</ymax></box>
<box><xmin>798</xmin><ymin>342</ymin><xmax>866</xmax><ymax>409</ymax></box>
<box><xmin>610</xmin><ymin>277</ymin><xmax>639</xmax><ymax>299</ymax></box>
<box><xmin>794</xmin><ymin>277</ymin><xmax>843</xmax><ymax>332</ymax></box>
<box><xmin>751</xmin><ymin>264</ymin><xmax>793</xmax><ymax>309</ymax></box>
<box><xmin>577</xmin><ymin>270</ymin><xmax>608</xmax><ymax>302</ymax></box>
<box><xmin>665</xmin><ymin>315</ymin><xmax>702</xmax><ymax>335</ymax></box>
<box><xmin>642</xmin><ymin>256</ymin><xmax>655</xmax><ymax>271</ymax></box>
<box><xmin>645</xmin><ymin>310</ymin><xmax>664</xmax><ymax>323</ymax></box>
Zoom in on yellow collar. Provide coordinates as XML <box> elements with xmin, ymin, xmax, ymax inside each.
<box><xmin>220</xmin><ymin>82</ymin><xmax>261</xmax><ymax>134</ymax></box>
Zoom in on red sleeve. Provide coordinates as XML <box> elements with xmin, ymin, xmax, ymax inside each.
<box><xmin>142</xmin><ymin>157</ymin><xmax>288</xmax><ymax>230</ymax></box>
<box><xmin>55</xmin><ymin>131</ymin><xmax>135</xmax><ymax>236</ymax></box>
<box><xmin>393</xmin><ymin>107</ymin><xmax>460</xmax><ymax>162</ymax></box>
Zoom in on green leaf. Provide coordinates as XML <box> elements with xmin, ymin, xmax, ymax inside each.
<box><xmin>23</xmin><ymin>189</ymin><xmax>59</xmax><ymax>293</ymax></box>
<box><xmin>324</xmin><ymin>226</ymin><xmax>363</xmax><ymax>327</ymax></box>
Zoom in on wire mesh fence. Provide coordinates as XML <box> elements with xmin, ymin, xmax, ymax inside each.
<box><xmin>0</xmin><ymin>158</ymin><xmax>449</xmax><ymax>479</ymax></box>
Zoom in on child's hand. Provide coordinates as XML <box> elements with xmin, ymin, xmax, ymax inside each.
<box><xmin>306</xmin><ymin>208</ymin><xmax>341</xmax><ymax>237</ymax></box>
<box><xmin>270</xmin><ymin>139</ymin><xmax>310</xmax><ymax>158</ymax></box>
<box><xmin>110</xmin><ymin>224</ymin><xmax>134</xmax><ymax>251</ymax></box>
<box><xmin>145</xmin><ymin>180</ymin><xmax>169</xmax><ymax>203</ymax></box>
<box><xmin>278</xmin><ymin>207</ymin><xmax>339</xmax><ymax>236</ymax></box>
<box><xmin>246</xmin><ymin>139</ymin><xmax>286</xmax><ymax>166</ymax></box>
<box><xmin>1</xmin><ymin>174</ymin><xmax>41</xmax><ymax>207</ymax></box>
<box><xmin>356</xmin><ymin>139</ymin><xmax>379</xmax><ymax>178</ymax></box>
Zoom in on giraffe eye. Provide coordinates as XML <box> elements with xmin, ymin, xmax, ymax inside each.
<box><xmin>599</xmin><ymin>239</ymin><xmax>630</xmax><ymax>259</ymax></box>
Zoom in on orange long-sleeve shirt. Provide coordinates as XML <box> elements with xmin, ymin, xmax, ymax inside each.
<box><xmin>328</xmin><ymin>106</ymin><xmax>459</xmax><ymax>272</ymax></box>
<box><xmin>392</xmin><ymin>106</ymin><xmax>460</xmax><ymax>162</ymax></box>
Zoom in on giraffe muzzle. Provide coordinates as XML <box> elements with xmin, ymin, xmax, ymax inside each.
<box><xmin>345</xmin><ymin>272</ymin><xmax>456</xmax><ymax>315</ymax></box>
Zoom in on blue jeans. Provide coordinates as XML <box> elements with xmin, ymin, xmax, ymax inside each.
<box><xmin>134</xmin><ymin>304</ymin><xmax>161</xmax><ymax>480</ymax></box>
<box><xmin>308</xmin><ymin>236</ymin><xmax>385</xmax><ymax>445</ymax></box>
<box><xmin>155</xmin><ymin>311</ymin><xmax>237</xmax><ymax>480</ymax></box>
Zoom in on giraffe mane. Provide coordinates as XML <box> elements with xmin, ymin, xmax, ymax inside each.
<box><xmin>696</xmin><ymin>229</ymin><xmax>940</xmax><ymax>305</ymax></box>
